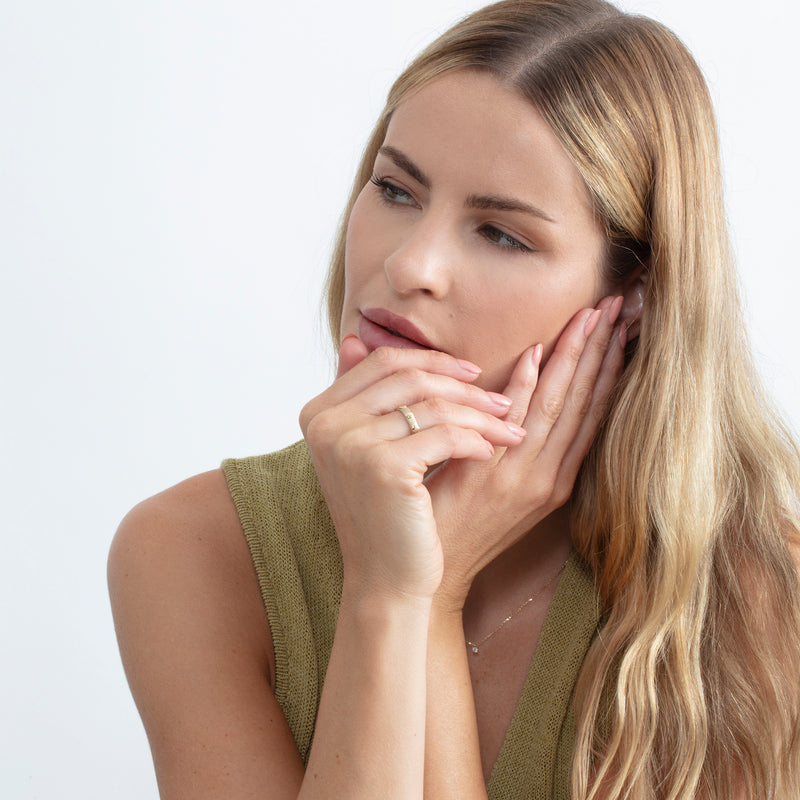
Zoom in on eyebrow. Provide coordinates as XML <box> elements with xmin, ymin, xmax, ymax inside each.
<box><xmin>378</xmin><ymin>145</ymin><xmax>431</xmax><ymax>189</ymax></box>
<box><xmin>465</xmin><ymin>193</ymin><xmax>557</xmax><ymax>224</ymax></box>
<box><xmin>377</xmin><ymin>144</ymin><xmax>558</xmax><ymax>225</ymax></box>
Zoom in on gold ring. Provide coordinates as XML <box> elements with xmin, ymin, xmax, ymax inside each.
<box><xmin>397</xmin><ymin>405</ymin><xmax>421</xmax><ymax>435</ymax></box>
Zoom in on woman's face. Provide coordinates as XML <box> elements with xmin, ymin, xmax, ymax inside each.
<box><xmin>341</xmin><ymin>69</ymin><xmax>610</xmax><ymax>392</ymax></box>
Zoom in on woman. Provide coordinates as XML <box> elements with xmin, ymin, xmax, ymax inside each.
<box><xmin>108</xmin><ymin>0</ymin><xmax>800</xmax><ymax>797</ymax></box>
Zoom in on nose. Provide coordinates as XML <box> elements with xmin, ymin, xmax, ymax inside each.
<box><xmin>383</xmin><ymin>213</ymin><xmax>455</xmax><ymax>299</ymax></box>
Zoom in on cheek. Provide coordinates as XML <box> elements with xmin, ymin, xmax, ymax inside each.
<box><xmin>472</xmin><ymin>270</ymin><xmax>605</xmax><ymax>388</ymax></box>
<box><xmin>343</xmin><ymin>191</ymin><xmax>374</xmax><ymax>290</ymax></box>
<box><xmin>535</xmin><ymin>277</ymin><xmax>610</xmax><ymax>369</ymax></box>
<box><xmin>344</xmin><ymin>189</ymin><xmax>393</xmax><ymax>285</ymax></box>
<box><xmin>344</xmin><ymin>190</ymin><xmax>369</xmax><ymax>258</ymax></box>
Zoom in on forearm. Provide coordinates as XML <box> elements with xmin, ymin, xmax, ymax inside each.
<box><xmin>423</xmin><ymin>604</ymin><xmax>488</xmax><ymax>799</ymax></box>
<box><xmin>299</xmin><ymin>580</ymin><xmax>432</xmax><ymax>800</ymax></box>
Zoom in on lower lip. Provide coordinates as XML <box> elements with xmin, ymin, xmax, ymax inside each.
<box><xmin>358</xmin><ymin>316</ymin><xmax>432</xmax><ymax>352</ymax></box>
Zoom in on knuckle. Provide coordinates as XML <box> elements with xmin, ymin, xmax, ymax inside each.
<box><xmin>298</xmin><ymin>403</ymin><xmax>313</xmax><ymax>434</ymax></box>
<box><xmin>424</xmin><ymin>396</ymin><xmax>450</xmax><ymax>417</ymax></box>
<box><xmin>372</xmin><ymin>346</ymin><xmax>401</xmax><ymax>368</ymax></box>
<box><xmin>328</xmin><ymin>429</ymin><xmax>352</xmax><ymax>463</ymax></box>
<box><xmin>334</xmin><ymin>428</ymin><xmax>377</xmax><ymax>470</ymax></box>
<box><xmin>541</xmin><ymin>395</ymin><xmax>564</xmax><ymax>424</ymax></box>
<box><xmin>299</xmin><ymin>395</ymin><xmax>325</xmax><ymax>434</ymax></box>
<box><xmin>420</xmin><ymin>348</ymin><xmax>452</xmax><ymax>368</ymax></box>
<box><xmin>590</xmin><ymin>327</ymin><xmax>613</xmax><ymax>354</ymax></box>
<box><xmin>463</xmin><ymin>381</ymin><xmax>490</xmax><ymax>402</ymax></box>
<box><xmin>437</xmin><ymin>423</ymin><xmax>460</xmax><ymax>447</ymax></box>
<box><xmin>550</xmin><ymin>478</ymin><xmax>573</xmax><ymax>509</ymax></box>
<box><xmin>566</xmin><ymin>342</ymin><xmax>584</xmax><ymax>362</ymax></box>
<box><xmin>397</xmin><ymin>366</ymin><xmax>427</xmax><ymax>385</ymax></box>
<box><xmin>530</xmin><ymin>475</ymin><xmax>558</xmax><ymax>508</ymax></box>
<box><xmin>303</xmin><ymin>408</ymin><xmax>335</xmax><ymax>446</ymax></box>
<box><xmin>373</xmin><ymin>346</ymin><xmax>458</xmax><ymax>374</ymax></box>
<box><xmin>542</xmin><ymin>474</ymin><xmax>558</xmax><ymax>498</ymax></box>
<box><xmin>570</xmin><ymin>384</ymin><xmax>594</xmax><ymax>418</ymax></box>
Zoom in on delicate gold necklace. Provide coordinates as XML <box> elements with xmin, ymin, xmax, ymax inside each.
<box><xmin>465</xmin><ymin>555</ymin><xmax>570</xmax><ymax>655</ymax></box>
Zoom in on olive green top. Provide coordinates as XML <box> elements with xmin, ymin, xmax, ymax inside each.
<box><xmin>222</xmin><ymin>440</ymin><xmax>602</xmax><ymax>799</ymax></box>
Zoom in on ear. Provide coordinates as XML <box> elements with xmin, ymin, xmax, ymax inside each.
<box><xmin>619</xmin><ymin>264</ymin><xmax>648</xmax><ymax>340</ymax></box>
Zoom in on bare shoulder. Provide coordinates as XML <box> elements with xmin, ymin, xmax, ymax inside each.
<box><xmin>108</xmin><ymin>471</ymin><xmax>304</xmax><ymax>799</ymax></box>
<box><xmin>108</xmin><ymin>470</ymin><xmax>269</xmax><ymax>678</ymax></box>
<box><xmin>109</xmin><ymin>470</ymin><xmax>257</xmax><ymax>626</ymax></box>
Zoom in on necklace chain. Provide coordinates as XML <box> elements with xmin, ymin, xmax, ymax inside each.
<box><xmin>465</xmin><ymin>555</ymin><xmax>570</xmax><ymax>655</ymax></box>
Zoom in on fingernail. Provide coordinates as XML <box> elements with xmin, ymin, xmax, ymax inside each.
<box><xmin>619</xmin><ymin>321</ymin><xmax>628</xmax><ymax>348</ymax></box>
<box><xmin>596</xmin><ymin>295</ymin><xmax>615</xmax><ymax>311</ymax></box>
<box><xmin>488</xmin><ymin>392</ymin><xmax>512</xmax><ymax>407</ymax></box>
<box><xmin>457</xmin><ymin>358</ymin><xmax>482</xmax><ymax>374</ymax></box>
<box><xmin>505</xmin><ymin>421</ymin><xmax>527</xmax><ymax>437</ymax></box>
<box><xmin>583</xmin><ymin>308</ymin><xmax>602</xmax><ymax>338</ymax></box>
<box><xmin>608</xmin><ymin>295</ymin><xmax>624</xmax><ymax>326</ymax></box>
<box><xmin>531</xmin><ymin>343</ymin><xmax>543</xmax><ymax>367</ymax></box>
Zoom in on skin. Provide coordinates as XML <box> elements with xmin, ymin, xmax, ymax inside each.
<box><xmin>108</xmin><ymin>69</ymin><xmax>637</xmax><ymax>799</ymax></box>
<box><xmin>306</xmin><ymin>70</ymin><xmax>632</xmax><ymax>789</ymax></box>
<box><xmin>341</xmin><ymin>70</ymin><xmax>613</xmax><ymax>393</ymax></box>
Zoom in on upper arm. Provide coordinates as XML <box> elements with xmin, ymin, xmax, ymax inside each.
<box><xmin>108</xmin><ymin>469</ymin><xmax>305</xmax><ymax>799</ymax></box>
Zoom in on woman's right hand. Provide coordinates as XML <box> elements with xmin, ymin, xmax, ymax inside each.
<box><xmin>299</xmin><ymin>340</ymin><xmax>527</xmax><ymax>600</ymax></box>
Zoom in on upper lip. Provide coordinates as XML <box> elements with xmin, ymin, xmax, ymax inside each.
<box><xmin>362</xmin><ymin>308</ymin><xmax>437</xmax><ymax>349</ymax></box>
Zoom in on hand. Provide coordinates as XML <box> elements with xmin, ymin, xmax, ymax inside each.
<box><xmin>299</xmin><ymin>342</ymin><xmax>528</xmax><ymax>601</ymax></box>
<box><xmin>424</xmin><ymin>296</ymin><xmax>627</xmax><ymax>605</ymax></box>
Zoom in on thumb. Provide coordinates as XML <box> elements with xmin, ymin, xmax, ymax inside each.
<box><xmin>336</xmin><ymin>334</ymin><xmax>369</xmax><ymax>378</ymax></box>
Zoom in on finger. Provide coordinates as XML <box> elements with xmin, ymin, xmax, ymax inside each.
<box><xmin>501</xmin><ymin>344</ymin><xmax>543</xmax><ymax>428</ymax></box>
<box><xmin>536</xmin><ymin>295</ymin><xmax>622</xmax><ymax>459</ymax></box>
<box><xmin>553</xmin><ymin>319</ymin><xmax>626</xmax><ymax>488</ymax></box>
<box><xmin>457</xmin><ymin>344</ymin><xmax>542</xmax><ymax>467</ymax></box>
<box><xmin>376</xmin><ymin>398</ymin><xmax>526</xmax><ymax>447</ymax></box>
<box><xmin>491</xmin><ymin>298</ymin><xmax>615</xmax><ymax>465</ymax></box>
<box><xmin>302</xmin><ymin>345</ymin><xmax>489</xmax><ymax>433</ymax></box>
<box><xmin>388</xmin><ymin>423</ymin><xmax>498</xmax><ymax>472</ymax></box>
<box><xmin>350</xmin><ymin>366</ymin><xmax>513</xmax><ymax>418</ymax></box>
<box><xmin>336</xmin><ymin>335</ymin><xmax>369</xmax><ymax>378</ymax></box>
<box><xmin>520</xmin><ymin>306</ymin><xmax>600</xmax><ymax>448</ymax></box>
<box><xmin>329</xmin><ymin>346</ymin><xmax>484</xmax><ymax>405</ymax></box>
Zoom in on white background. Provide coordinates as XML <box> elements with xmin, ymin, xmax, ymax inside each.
<box><xmin>1</xmin><ymin>1</ymin><xmax>798</xmax><ymax>797</ymax></box>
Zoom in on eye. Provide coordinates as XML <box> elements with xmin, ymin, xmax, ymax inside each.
<box><xmin>370</xmin><ymin>175</ymin><xmax>417</xmax><ymax>207</ymax></box>
<box><xmin>480</xmin><ymin>224</ymin><xmax>532</xmax><ymax>253</ymax></box>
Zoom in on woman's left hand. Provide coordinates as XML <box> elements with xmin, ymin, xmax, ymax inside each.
<box><xmin>424</xmin><ymin>295</ymin><xmax>626</xmax><ymax>606</ymax></box>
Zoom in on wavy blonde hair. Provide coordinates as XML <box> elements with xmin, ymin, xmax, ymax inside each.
<box><xmin>324</xmin><ymin>1</ymin><xmax>800</xmax><ymax>796</ymax></box>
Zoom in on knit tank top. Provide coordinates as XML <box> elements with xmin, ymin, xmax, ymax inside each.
<box><xmin>222</xmin><ymin>440</ymin><xmax>602</xmax><ymax>800</ymax></box>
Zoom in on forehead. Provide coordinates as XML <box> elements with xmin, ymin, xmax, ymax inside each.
<box><xmin>383</xmin><ymin>69</ymin><xmax>593</xmax><ymax>221</ymax></box>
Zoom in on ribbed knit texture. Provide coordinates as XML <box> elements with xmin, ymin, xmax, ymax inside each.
<box><xmin>222</xmin><ymin>440</ymin><xmax>602</xmax><ymax>798</ymax></box>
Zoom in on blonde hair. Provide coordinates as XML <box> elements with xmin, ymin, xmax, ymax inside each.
<box><xmin>324</xmin><ymin>1</ymin><xmax>800</xmax><ymax>796</ymax></box>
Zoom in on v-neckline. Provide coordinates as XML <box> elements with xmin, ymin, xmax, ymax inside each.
<box><xmin>486</xmin><ymin>552</ymin><xmax>602</xmax><ymax>799</ymax></box>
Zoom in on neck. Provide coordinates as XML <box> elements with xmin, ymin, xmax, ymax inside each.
<box><xmin>465</xmin><ymin>507</ymin><xmax>573</xmax><ymax>622</ymax></box>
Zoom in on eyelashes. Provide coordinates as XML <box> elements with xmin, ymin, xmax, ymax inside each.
<box><xmin>480</xmin><ymin>225</ymin><xmax>531</xmax><ymax>253</ymax></box>
<box><xmin>369</xmin><ymin>174</ymin><xmax>533</xmax><ymax>254</ymax></box>
<box><xmin>369</xmin><ymin>174</ymin><xmax>416</xmax><ymax>207</ymax></box>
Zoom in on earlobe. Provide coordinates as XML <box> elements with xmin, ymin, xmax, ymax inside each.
<box><xmin>620</xmin><ymin>265</ymin><xmax>648</xmax><ymax>340</ymax></box>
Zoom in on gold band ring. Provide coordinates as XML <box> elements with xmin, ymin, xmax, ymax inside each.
<box><xmin>396</xmin><ymin>405</ymin><xmax>421</xmax><ymax>435</ymax></box>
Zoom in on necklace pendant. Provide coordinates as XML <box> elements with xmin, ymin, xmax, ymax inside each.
<box><xmin>463</xmin><ymin>554</ymin><xmax>570</xmax><ymax>659</ymax></box>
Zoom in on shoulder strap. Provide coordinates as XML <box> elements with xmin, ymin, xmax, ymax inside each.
<box><xmin>222</xmin><ymin>441</ymin><xmax>342</xmax><ymax>763</ymax></box>
<box><xmin>488</xmin><ymin>553</ymin><xmax>602</xmax><ymax>799</ymax></box>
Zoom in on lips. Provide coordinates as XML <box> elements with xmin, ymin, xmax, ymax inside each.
<box><xmin>359</xmin><ymin>308</ymin><xmax>436</xmax><ymax>351</ymax></box>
